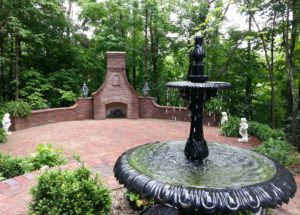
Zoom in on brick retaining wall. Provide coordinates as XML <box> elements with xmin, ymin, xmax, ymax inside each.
<box><xmin>12</xmin><ymin>98</ymin><xmax>93</xmax><ymax>130</ymax></box>
<box><xmin>12</xmin><ymin>97</ymin><xmax>219</xmax><ymax>131</ymax></box>
<box><xmin>139</xmin><ymin>97</ymin><xmax>219</xmax><ymax>126</ymax></box>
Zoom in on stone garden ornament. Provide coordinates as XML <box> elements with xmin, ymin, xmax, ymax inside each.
<box><xmin>2</xmin><ymin>113</ymin><xmax>11</xmax><ymax>135</ymax></box>
<box><xmin>220</xmin><ymin>111</ymin><xmax>228</xmax><ymax>125</ymax></box>
<box><xmin>82</xmin><ymin>82</ymin><xmax>89</xmax><ymax>98</ymax></box>
<box><xmin>238</xmin><ymin>117</ymin><xmax>248</xmax><ymax>143</ymax></box>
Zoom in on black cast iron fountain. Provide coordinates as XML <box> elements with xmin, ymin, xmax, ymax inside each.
<box><xmin>114</xmin><ymin>35</ymin><xmax>297</xmax><ymax>215</ymax></box>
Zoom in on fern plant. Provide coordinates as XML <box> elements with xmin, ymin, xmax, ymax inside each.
<box><xmin>5</xmin><ymin>100</ymin><xmax>31</xmax><ymax>118</ymax></box>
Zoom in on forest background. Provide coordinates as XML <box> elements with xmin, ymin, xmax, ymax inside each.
<box><xmin>0</xmin><ymin>0</ymin><xmax>299</xmax><ymax>147</ymax></box>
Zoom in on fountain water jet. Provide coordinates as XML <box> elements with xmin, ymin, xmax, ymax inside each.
<box><xmin>114</xmin><ymin>36</ymin><xmax>296</xmax><ymax>214</ymax></box>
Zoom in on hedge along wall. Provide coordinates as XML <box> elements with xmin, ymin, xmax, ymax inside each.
<box><xmin>12</xmin><ymin>97</ymin><xmax>219</xmax><ymax>131</ymax></box>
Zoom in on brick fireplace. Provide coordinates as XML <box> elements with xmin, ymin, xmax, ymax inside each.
<box><xmin>92</xmin><ymin>52</ymin><xmax>139</xmax><ymax>119</ymax></box>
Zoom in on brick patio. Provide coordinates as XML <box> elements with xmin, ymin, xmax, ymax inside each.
<box><xmin>0</xmin><ymin>119</ymin><xmax>298</xmax><ymax>215</ymax></box>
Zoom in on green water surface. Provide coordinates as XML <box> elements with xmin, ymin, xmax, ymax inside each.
<box><xmin>128</xmin><ymin>141</ymin><xmax>276</xmax><ymax>188</ymax></box>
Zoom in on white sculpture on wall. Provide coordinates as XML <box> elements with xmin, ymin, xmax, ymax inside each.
<box><xmin>220</xmin><ymin>112</ymin><xmax>228</xmax><ymax>125</ymax></box>
<box><xmin>2</xmin><ymin>113</ymin><xmax>11</xmax><ymax>135</ymax></box>
<box><xmin>238</xmin><ymin>118</ymin><xmax>248</xmax><ymax>143</ymax></box>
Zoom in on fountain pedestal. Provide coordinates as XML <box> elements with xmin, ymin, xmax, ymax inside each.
<box><xmin>185</xmin><ymin>95</ymin><xmax>208</xmax><ymax>162</ymax></box>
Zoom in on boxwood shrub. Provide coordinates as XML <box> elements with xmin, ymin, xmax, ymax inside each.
<box><xmin>220</xmin><ymin>116</ymin><xmax>240</xmax><ymax>137</ymax></box>
<box><xmin>248</xmin><ymin>121</ymin><xmax>285</xmax><ymax>141</ymax></box>
<box><xmin>29</xmin><ymin>166</ymin><xmax>111</xmax><ymax>215</ymax></box>
<box><xmin>0</xmin><ymin>153</ymin><xmax>24</xmax><ymax>179</ymax></box>
<box><xmin>254</xmin><ymin>139</ymin><xmax>298</xmax><ymax>166</ymax></box>
<box><xmin>0</xmin><ymin>128</ymin><xmax>7</xmax><ymax>143</ymax></box>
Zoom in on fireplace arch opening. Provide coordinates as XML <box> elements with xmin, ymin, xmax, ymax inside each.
<box><xmin>106</xmin><ymin>102</ymin><xmax>127</xmax><ymax>118</ymax></box>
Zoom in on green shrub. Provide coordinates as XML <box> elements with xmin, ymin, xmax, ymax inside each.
<box><xmin>20</xmin><ymin>144</ymin><xmax>67</xmax><ymax>172</ymax></box>
<box><xmin>5</xmin><ymin>100</ymin><xmax>31</xmax><ymax>118</ymax></box>
<box><xmin>0</xmin><ymin>103</ymin><xmax>6</xmax><ymax>119</ymax></box>
<box><xmin>254</xmin><ymin>139</ymin><xmax>298</xmax><ymax>166</ymax></box>
<box><xmin>0</xmin><ymin>128</ymin><xmax>7</xmax><ymax>143</ymax></box>
<box><xmin>25</xmin><ymin>92</ymin><xmax>49</xmax><ymax>110</ymax></box>
<box><xmin>248</xmin><ymin>121</ymin><xmax>285</xmax><ymax>141</ymax></box>
<box><xmin>221</xmin><ymin>116</ymin><xmax>240</xmax><ymax>137</ymax></box>
<box><xmin>0</xmin><ymin>153</ymin><xmax>24</xmax><ymax>179</ymax></box>
<box><xmin>125</xmin><ymin>191</ymin><xmax>153</xmax><ymax>210</ymax></box>
<box><xmin>0</xmin><ymin>173</ymin><xmax>5</xmax><ymax>181</ymax></box>
<box><xmin>29</xmin><ymin>166</ymin><xmax>111</xmax><ymax>215</ymax></box>
<box><xmin>204</xmin><ymin>98</ymin><xmax>224</xmax><ymax>114</ymax></box>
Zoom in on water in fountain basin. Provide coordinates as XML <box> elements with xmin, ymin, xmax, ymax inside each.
<box><xmin>128</xmin><ymin>141</ymin><xmax>276</xmax><ymax>189</ymax></box>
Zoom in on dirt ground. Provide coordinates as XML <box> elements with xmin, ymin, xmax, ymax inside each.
<box><xmin>111</xmin><ymin>188</ymin><xmax>140</xmax><ymax>215</ymax></box>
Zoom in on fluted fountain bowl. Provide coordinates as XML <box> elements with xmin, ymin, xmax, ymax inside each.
<box><xmin>167</xmin><ymin>81</ymin><xmax>231</xmax><ymax>101</ymax></box>
<box><xmin>114</xmin><ymin>141</ymin><xmax>296</xmax><ymax>214</ymax></box>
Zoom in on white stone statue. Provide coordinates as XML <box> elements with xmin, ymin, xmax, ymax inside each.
<box><xmin>238</xmin><ymin>118</ymin><xmax>248</xmax><ymax>143</ymax></box>
<box><xmin>2</xmin><ymin>113</ymin><xmax>11</xmax><ymax>135</ymax></box>
<box><xmin>221</xmin><ymin>112</ymin><xmax>228</xmax><ymax>125</ymax></box>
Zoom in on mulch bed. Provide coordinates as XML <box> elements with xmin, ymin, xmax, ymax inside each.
<box><xmin>111</xmin><ymin>188</ymin><xmax>140</xmax><ymax>215</ymax></box>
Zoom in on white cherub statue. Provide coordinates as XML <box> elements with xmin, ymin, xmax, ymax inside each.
<box><xmin>238</xmin><ymin>118</ymin><xmax>248</xmax><ymax>143</ymax></box>
<box><xmin>221</xmin><ymin>112</ymin><xmax>228</xmax><ymax>125</ymax></box>
<box><xmin>2</xmin><ymin>113</ymin><xmax>11</xmax><ymax>135</ymax></box>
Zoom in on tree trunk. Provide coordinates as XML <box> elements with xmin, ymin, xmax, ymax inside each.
<box><xmin>143</xmin><ymin>3</ymin><xmax>149</xmax><ymax>78</ymax></box>
<box><xmin>149</xmin><ymin>10</ymin><xmax>159</xmax><ymax>101</ymax></box>
<box><xmin>245</xmin><ymin>14</ymin><xmax>252</xmax><ymax>120</ymax></box>
<box><xmin>270</xmin><ymin>16</ymin><xmax>276</xmax><ymax>128</ymax></box>
<box><xmin>0</xmin><ymin>36</ymin><xmax>5</xmax><ymax>101</ymax></box>
<box><xmin>15</xmin><ymin>35</ymin><xmax>21</xmax><ymax>100</ymax></box>
<box><xmin>132</xmin><ymin>65</ymin><xmax>136</xmax><ymax>89</ymax></box>
<box><xmin>7</xmin><ymin>36</ymin><xmax>14</xmax><ymax>100</ymax></box>
<box><xmin>284</xmin><ymin>0</ymin><xmax>299</xmax><ymax>148</ymax></box>
<box><xmin>67</xmin><ymin>0</ymin><xmax>72</xmax><ymax>38</ymax></box>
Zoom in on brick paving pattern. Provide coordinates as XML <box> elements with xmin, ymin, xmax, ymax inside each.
<box><xmin>0</xmin><ymin>119</ymin><xmax>298</xmax><ymax>215</ymax></box>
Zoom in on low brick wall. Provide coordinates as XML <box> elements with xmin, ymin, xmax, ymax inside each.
<box><xmin>12</xmin><ymin>98</ymin><xmax>93</xmax><ymax>130</ymax></box>
<box><xmin>139</xmin><ymin>97</ymin><xmax>219</xmax><ymax>126</ymax></box>
<box><xmin>12</xmin><ymin>97</ymin><xmax>219</xmax><ymax>131</ymax></box>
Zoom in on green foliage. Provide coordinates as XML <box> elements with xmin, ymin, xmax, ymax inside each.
<box><xmin>204</xmin><ymin>97</ymin><xmax>225</xmax><ymax>114</ymax></box>
<box><xmin>20</xmin><ymin>69</ymin><xmax>51</xmax><ymax>110</ymax></box>
<box><xmin>25</xmin><ymin>93</ymin><xmax>49</xmax><ymax>110</ymax></box>
<box><xmin>29</xmin><ymin>166</ymin><xmax>111</xmax><ymax>215</ymax></box>
<box><xmin>58</xmin><ymin>90</ymin><xmax>77</xmax><ymax>105</ymax></box>
<box><xmin>0</xmin><ymin>128</ymin><xmax>7</xmax><ymax>143</ymax></box>
<box><xmin>0</xmin><ymin>173</ymin><xmax>5</xmax><ymax>181</ymax></box>
<box><xmin>0</xmin><ymin>144</ymin><xmax>67</xmax><ymax>180</ymax></box>
<box><xmin>0</xmin><ymin>153</ymin><xmax>24</xmax><ymax>179</ymax></box>
<box><xmin>221</xmin><ymin>116</ymin><xmax>240</xmax><ymax>137</ymax></box>
<box><xmin>249</xmin><ymin>121</ymin><xmax>286</xmax><ymax>141</ymax></box>
<box><xmin>20</xmin><ymin>144</ymin><xmax>67</xmax><ymax>172</ymax></box>
<box><xmin>5</xmin><ymin>100</ymin><xmax>31</xmax><ymax>118</ymax></box>
<box><xmin>125</xmin><ymin>191</ymin><xmax>152</xmax><ymax>210</ymax></box>
<box><xmin>254</xmin><ymin>139</ymin><xmax>298</xmax><ymax>166</ymax></box>
<box><xmin>0</xmin><ymin>104</ymin><xmax>6</xmax><ymax>120</ymax></box>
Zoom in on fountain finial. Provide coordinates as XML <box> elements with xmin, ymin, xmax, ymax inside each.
<box><xmin>188</xmin><ymin>34</ymin><xmax>208</xmax><ymax>83</ymax></box>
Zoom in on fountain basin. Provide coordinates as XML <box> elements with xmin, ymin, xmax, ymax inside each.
<box><xmin>114</xmin><ymin>141</ymin><xmax>296</xmax><ymax>214</ymax></box>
